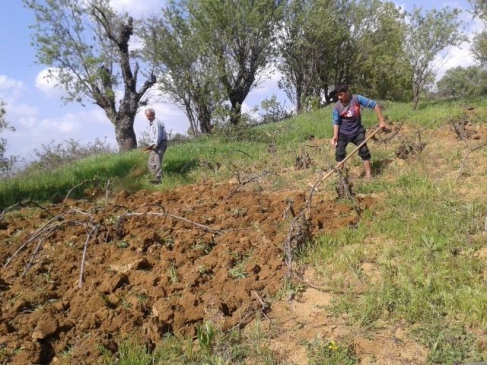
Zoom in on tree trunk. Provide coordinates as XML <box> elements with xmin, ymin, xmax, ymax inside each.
<box><xmin>115</xmin><ymin>115</ymin><xmax>137</xmax><ymax>151</ymax></box>
<box><xmin>198</xmin><ymin>106</ymin><xmax>213</xmax><ymax>133</ymax></box>
<box><xmin>230</xmin><ymin>99</ymin><xmax>242</xmax><ymax>125</ymax></box>
<box><xmin>296</xmin><ymin>85</ymin><xmax>303</xmax><ymax>114</ymax></box>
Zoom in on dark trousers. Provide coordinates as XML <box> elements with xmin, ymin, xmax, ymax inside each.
<box><xmin>335</xmin><ymin>132</ymin><xmax>371</xmax><ymax>162</ymax></box>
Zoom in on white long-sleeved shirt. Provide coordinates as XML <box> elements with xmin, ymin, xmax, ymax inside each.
<box><xmin>149</xmin><ymin>118</ymin><xmax>167</xmax><ymax>148</ymax></box>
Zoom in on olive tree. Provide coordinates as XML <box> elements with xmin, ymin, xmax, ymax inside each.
<box><xmin>188</xmin><ymin>0</ymin><xmax>285</xmax><ymax>125</ymax></box>
<box><xmin>140</xmin><ymin>0</ymin><xmax>223</xmax><ymax>135</ymax></box>
<box><xmin>278</xmin><ymin>0</ymin><xmax>410</xmax><ymax>113</ymax></box>
<box><xmin>404</xmin><ymin>7</ymin><xmax>465</xmax><ymax>109</ymax></box>
<box><xmin>278</xmin><ymin>0</ymin><xmax>344</xmax><ymax>112</ymax></box>
<box><xmin>24</xmin><ymin>0</ymin><xmax>157</xmax><ymax>151</ymax></box>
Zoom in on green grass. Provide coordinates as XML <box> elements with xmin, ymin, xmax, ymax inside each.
<box><xmin>2</xmin><ymin>97</ymin><xmax>487</xmax><ymax>363</ymax></box>
<box><xmin>100</xmin><ymin>320</ymin><xmax>287</xmax><ymax>365</ymax></box>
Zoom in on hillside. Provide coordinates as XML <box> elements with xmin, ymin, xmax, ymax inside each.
<box><xmin>1</xmin><ymin>102</ymin><xmax>487</xmax><ymax>364</ymax></box>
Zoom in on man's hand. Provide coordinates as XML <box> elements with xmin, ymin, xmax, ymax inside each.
<box><xmin>331</xmin><ymin>136</ymin><xmax>338</xmax><ymax>147</ymax></box>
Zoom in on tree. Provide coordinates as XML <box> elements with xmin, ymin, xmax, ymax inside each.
<box><xmin>278</xmin><ymin>0</ymin><xmax>411</xmax><ymax>113</ymax></box>
<box><xmin>404</xmin><ymin>7</ymin><xmax>465</xmax><ymax>109</ymax></box>
<box><xmin>471</xmin><ymin>30</ymin><xmax>487</xmax><ymax>68</ymax></box>
<box><xmin>0</xmin><ymin>101</ymin><xmax>17</xmax><ymax>178</ymax></box>
<box><xmin>469</xmin><ymin>0</ymin><xmax>487</xmax><ymax>20</ymax></box>
<box><xmin>352</xmin><ymin>0</ymin><xmax>412</xmax><ymax>101</ymax></box>
<box><xmin>278</xmin><ymin>0</ymin><xmax>344</xmax><ymax>113</ymax></box>
<box><xmin>468</xmin><ymin>1</ymin><xmax>487</xmax><ymax>71</ymax></box>
<box><xmin>24</xmin><ymin>0</ymin><xmax>157</xmax><ymax>151</ymax></box>
<box><xmin>188</xmin><ymin>0</ymin><xmax>285</xmax><ymax>125</ymax></box>
<box><xmin>436</xmin><ymin>66</ymin><xmax>487</xmax><ymax>97</ymax></box>
<box><xmin>140</xmin><ymin>0</ymin><xmax>223</xmax><ymax>135</ymax></box>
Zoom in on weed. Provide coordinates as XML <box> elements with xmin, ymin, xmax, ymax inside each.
<box><xmin>305</xmin><ymin>337</ymin><xmax>358</xmax><ymax>365</ymax></box>
<box><xmin>168</xmin><ymin>263</ymin><xmax>178</xmax><ymax>283</ymax></box>
<box><xmin>196</xmin><ymin>321</ymin><xmax>215</xmax><ymax>354</ymax></box>
<box><xmin>228</xmin><ymin>263</ymin><xmax>248</xmax><ymax>279</ymax></box>
<box><xmin>116</xmin><ymin>241</ymin><xmax>129</xmax><ymax>249</ymax></box>
<box><xmin>411</xmin><ymin>322</ymin><xmax>485</xmax><ymax>364</ymax></box>
<box><xmin>197</xmin><ymin>265</ymin><xmax>211</xmax><ymax>275</ymax></box>
<box><xmin>164</xmin><ymin>238</ymin><xmax>175</xmax><ymax>249</ymax></box>
<box><xmin>136</xmin><ymin>292</ymin><xmax>148</xmax><ymax>304</ymax></box>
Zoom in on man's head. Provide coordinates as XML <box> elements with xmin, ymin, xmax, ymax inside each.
<box><xmin>145</xmin><ymin>108</ymin><xmax>156</xmax><ymax>122</ymax></box>
<box><xmin>333</xmin><ymin>83</ymin><xmax>351</xmax><ymax>104</ymax></box>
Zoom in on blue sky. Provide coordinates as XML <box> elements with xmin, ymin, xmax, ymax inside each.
<box><xmin>0</xmin><ymin>0</ymin><xmax>480</xmax><ymax>165</ymax></box>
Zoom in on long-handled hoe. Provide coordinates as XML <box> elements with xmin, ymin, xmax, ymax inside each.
<box><xmin>306</xmin><ymin>127</ymin><xmax>382</xmax><ymax>214</ymax></box>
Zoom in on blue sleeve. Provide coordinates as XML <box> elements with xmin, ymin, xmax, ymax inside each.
<box><xmin>332</xmin><ymin>108</ymin><xmax>340</xmax><ymax>126</ymax></box>
<box><xmin>357</xmin><ymin>95</ymin><xmax>377</xmax><ymax>109</ymax></box>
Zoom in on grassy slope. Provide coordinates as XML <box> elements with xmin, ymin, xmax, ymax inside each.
<box><xmin>2</xmin><ymin>98</ymin><xmax>487</xmax><ymax>364</ymax></box>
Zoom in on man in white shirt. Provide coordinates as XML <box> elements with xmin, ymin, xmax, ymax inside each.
<box><xmin>144</xmin><ymin>108</ymin><xmax>168</xmax><ymax>184</ymax></box>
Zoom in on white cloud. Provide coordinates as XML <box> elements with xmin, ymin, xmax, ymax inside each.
<box><xmin>5</xmin><ymin>103</ymin><xmax>39</xmax><ymax>129</ymax></box>
<box><xmin>0</xmin><ymin>75</ymin><xmax>25</xmax><ymax>102</ymax></box>
<box><xmin>35</xmin><ymin>68</ymin><xmax>67</xmax><ymax>98</ymax></box>
<box><xmin>111</xmin><ymin>0</ymin><xmax>166</xmax><ymax>15</ymax></box>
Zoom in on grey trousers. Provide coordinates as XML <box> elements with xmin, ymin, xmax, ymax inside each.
<box><xmin>148</xmin><ymin>142</ymin><xmax>168</xmax><ymax>181</ymax></box>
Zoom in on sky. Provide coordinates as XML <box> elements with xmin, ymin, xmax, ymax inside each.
<box><xmin>0</xmin><ymin>0</ymin><xmax>482</xmax><ymax>166</ymax></box>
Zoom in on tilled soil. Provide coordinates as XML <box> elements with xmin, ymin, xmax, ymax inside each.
<box><xmin>0</xmin><ymin>181</ymin><xmax>366</xmax><ymax>364</ymax></box>
<box><xmin>2</xmin><ymin>115</ymin><xmax>486</xmax><ymax>365</ymax></box>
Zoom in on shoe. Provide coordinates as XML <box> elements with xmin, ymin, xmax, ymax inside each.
<box><xmin>149</xmin><ymin>179</ymin><xmax>161</xmax><ymax>184</ymax></box>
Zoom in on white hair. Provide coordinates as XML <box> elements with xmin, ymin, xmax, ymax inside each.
<box><xmin>145</xmin><ymin>108</ymin><xmax>156</xmax><ymax>115</ymax></box>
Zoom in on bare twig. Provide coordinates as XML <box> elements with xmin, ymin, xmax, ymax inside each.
<box><xmin>226</xmin><ymin>164</ymin><xmax>271</xmax><ymax>199</ymax></box>
<box><xmin>105</xmin><ymin>179</ymin><xmax>111</xmax><ymax>207</ymax></box>
<box><xmin>456</xmin><ymin>142</ymin><xmax>487</xmax><ymax>182</ymax></box>
<box><xmin>335</xmin><ymin>168</ymin><xmax>361</xmax><ymax>217</ymax></box>
<box><xmin>1</xmin><ymin>200</ymin><xmax>54</xmax><ymax>222</ymax></box>
<box><xmin>234</xmin><ymin>149</ymin><xmax>253</xmax><ymax>158</ymax></box>
<box><xmin>119</xmin><ymin>211</ymin><xmax>224</xmax><ymax>235</ymax></box>
<box><xmin>22</xmin><ymin>225</ymin><xmax>60</xmax><ymax>276</ymax></box>
<box><xmin>282</xmin><ymin>198</ymin><xmax>296</xmax><ymax>220</ymax></box>
<box><xmin>0</xmin><ymin>202</ymin><xmax>20</xmax><ymax>221</ymax></box>
<box><xmin>3</xmin><ymin>213</ymin><xmax>65</xmax><ymax>268</ymax></box>
<box><xmin>293</xmin><ymin>274</ymin><xmax>349</xmax><ymax>294</ymax></box>
<box><xmin>283</xmin><ymin>211</ymin><xmax>307</xmax><ymax>280</ymax></box>
<box><xmin>251</xmin><ymin>290</ymin><xmax>271</xmax><ymax>321</ymax></box>
<box><xmin>60</xmin><ymin>178</ymin><xmax>100</xmax><ymax>211</ymax></box>
<box><xmin>79</xmin><ymin>224</ymin><xmax>101</xmax><ymax>288</ymax></box>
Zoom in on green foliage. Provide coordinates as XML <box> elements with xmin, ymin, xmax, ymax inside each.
<box><xmin>471</xmin><ymin>30</ymin><xmax>487</xmax><ymax>67</ymax></box>
<box><xmin>101</xmin><ymin>324</ymin><xmax>285</xmax><ymax>365</ymax></box>
<box><xmin>23</xmin><ymin>138</ymin><xmax>115</xmax><ymax>174</ymax></box>
<box><xmin>404</xmin><ymin>7</ymin><xmax>466</xmax><ymax>109</ymax></box>
<box><xmin>353</xmin><ymin>0</ymin><xmax>412</xmax><ymax>101</ymax></box>
<box><xmin>258</xmin><ymin>95</ymin><xmax>294</xmax><ymax>124</ymax></box>
<box><xmin>436</xmin><ymin>66</ymin><xmax>487</xmax><ymax>98</ymax></box>
<box><xmin>306</xmin><ymin>337</ymin><xmax>358</xmax><ymax>365</ymax></box>
<box><xmin>0</xmin><ymin>150</ymin><xmax>143</xmax><ymax>208</ymax></box>
<box><xmin>411</xmin><ymin>323</ymin><xmax>484</xmax><ymax>364</ymax></box>
<box><xmin>188</xmin><ymin>0</ymin><xmax>285</xmax><ymax>125</ymax></box>
<box><xmin>0</xmin><ymin>100</ymin><xmax>17</xmax><ymax>178</ymax></box>
<box><xmin>142</xmin><ymin>0</ymin><xmax>285</xmax><ymax>132</ymax></box>
<box><xmin>278</xmin><ymin>0</ymin><xmax>412</xmax><ymax>111</ymax></box>
<box><xmin>196</xmin><ymin>321</ymin><xmax>215</xmax><ymax>354</ymax></box>
<box><xmin>139</xmin><ymin>0</ymin><xmax>223</xmax><ymax>135</ymax></box>
<box><xmin>24</xmin><ymin>0</ymin><xmax>156</xmax><ymax>150</ymax></box>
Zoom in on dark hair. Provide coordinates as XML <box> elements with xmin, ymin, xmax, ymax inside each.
<box><xmin>333</xmin><ymin>83</ymin><xmax>349</xmax><ymax>93</ymax></box>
